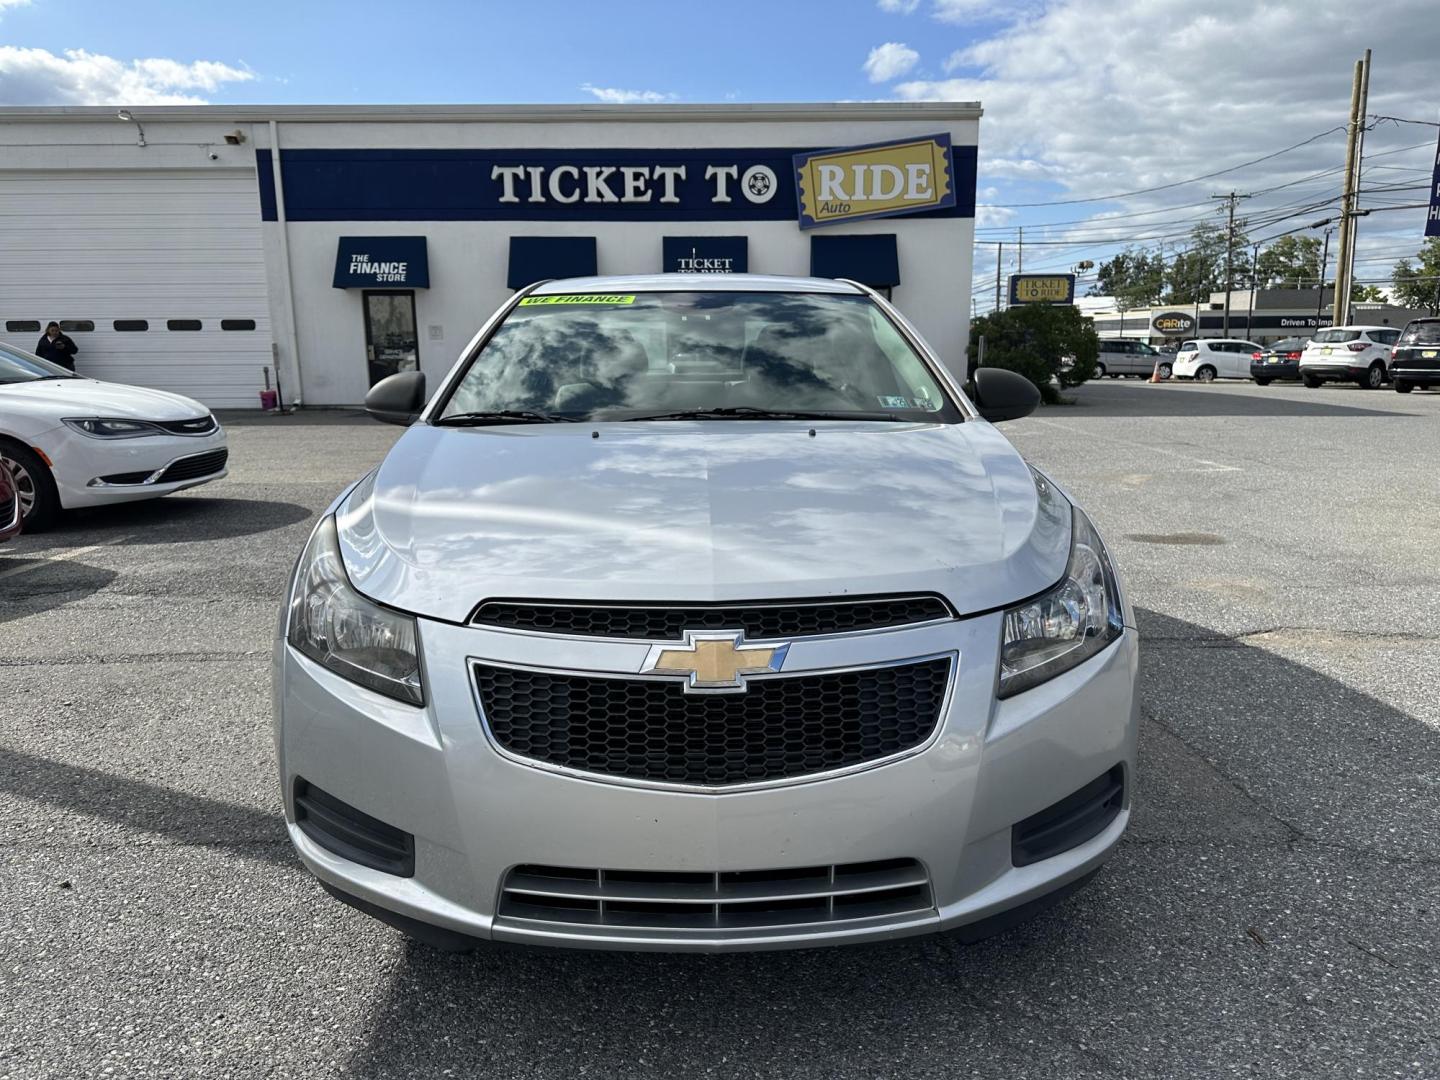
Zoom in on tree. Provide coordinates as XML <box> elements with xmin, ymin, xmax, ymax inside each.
<box><xmin>1392</xmin><ymin>238</ymin><xmax>1440</xmax><ymax>315</ymax></box>
<box><xmin>1162</xmin><ymin>218</ymin><xmax>1252</xmax><ymax>303</ymax></box>
<box><xmin>966</xmin><ymin>304</ymin><xmax>1099</xmax><ymax>405</ymax></box>
<box><xmin>1351</xmin><ymin>283</ymin><xmax>1386</xmax><ymax>303</ymax></box>
<box><xmin>1091</xmin><ymin>247</ymin><xmax>1166</xmax><ymax>310</ymax></box>
<box><xmin>1255</xmin><ymin>234</ymin><xmax>1324</xmax><ymax>289</ymax></box>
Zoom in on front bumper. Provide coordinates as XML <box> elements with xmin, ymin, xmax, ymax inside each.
<box><xmin>275</xmin><ymin>609</ymin><xmax>1140</xmax><ymax>951</ymax></box>
<box><xmin>41</xmin><ymin>425</ymin><xmax>229</xmax><ymax>509</ymax></box>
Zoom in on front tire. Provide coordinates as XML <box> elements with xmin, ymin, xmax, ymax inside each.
<box><xmin>1254</xmin><ymin>378</ymin><xmax>1271</xmax><ymax>386</ymax></box>
<box><xmin>1360</xmin><ymin>363</ymin><xmax>1385</xmax><ymax>389</ymax></box>
<box><xmin>1095</xmin><ymin>362</ymin><xmax>1107</xmax><ymax>378</ymax></box>
<box><xmin>1302</xmin><ymin>374</ymin><xmax>1322</xmax><ymax>388</ymax></box>
<box><xmin>1195</xmin><ymin>365</ymin><xmax>1216</xmax><ymax>383</ymax></box>
<box><xmin>1158</xmin><ymin>362</ymin><xmax>1172</xmax><ymax>380</ymax></box>
<box><xmin>0</xmin><ymin>440</ymin><xmax>60</xmax><ymax>532</ymax></box>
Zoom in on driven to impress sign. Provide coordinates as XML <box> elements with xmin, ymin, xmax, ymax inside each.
<box><xmin>793</xmin><ymin>134</ymin><xmax>957</xmax><ymax>230</ymax></box>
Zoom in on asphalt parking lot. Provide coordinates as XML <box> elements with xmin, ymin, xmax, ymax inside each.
<box><xmin>2</xmin><ymin>378</ymin><xmax>1437</xmax><ymax>1079</ymax></box>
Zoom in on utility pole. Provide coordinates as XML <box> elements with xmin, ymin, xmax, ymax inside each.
<box><xmin>1211</xmin><ymin>191</ymin><xmax>1252</xmax><ymax>338</ymax></box>
<box><xmin>1333</xmin><ymin>54</ymin><xmax>1366</xmax><ymax>328</ymax></box>
<box><xmin>1017</xmin><ymin>226</ymin><xmax>1023</xmax><ymax>273</ymax></box>
<box><xmin>995</xmin><ymin>242</ymin><xmax>1003</xmax><ymax>312</ymax></box>
<box><xmin>1316</xmin><ymin>227</ymin><xmax>1332</xmax><ymax>325</ymax></box>
<box><xmin>1246</xmin><ymin>242</ymin><xmax>1260</xmax><ymax>339</ymax></box>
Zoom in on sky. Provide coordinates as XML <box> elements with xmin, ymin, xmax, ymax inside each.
<box><xmin>1</xmin><ymin>0</ymin><xmax>1437</xmax><ymax>313</ymax></box>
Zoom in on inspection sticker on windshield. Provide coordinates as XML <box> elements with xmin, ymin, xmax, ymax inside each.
<box><xmin>878</xmin><ymin>395</ymin><xmax>911</xmax><ymax>409</ymax></box>
<box><xmin>518</xmin><ymin>294</ymin><xmax>636</xmax><ymax>306</ymax></box>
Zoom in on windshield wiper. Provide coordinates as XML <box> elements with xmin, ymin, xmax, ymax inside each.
<box><xmin>623</xmin><ymin>406</ymin><xmax>905</xmax><ymax>423</ymax></box>
<box><xmin>433</xmin><ymin>410</ymin><xmax>579</xmax><ymax>427</ymax></box>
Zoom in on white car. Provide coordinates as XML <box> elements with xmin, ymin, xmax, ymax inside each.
<box><xmin>1299</xmin><ymin>326</ymin><xmax>1401</xmax><ymax>389</ymax></box>
<box><xmin>1172</xmin><ymin>339</ymin><xmax>1263</xmax><ymax>382</ymax></box>
<box><xmin>0</xmin><ymin>342</ymin><xmax>228</xmax><ymax>531</ymax></box>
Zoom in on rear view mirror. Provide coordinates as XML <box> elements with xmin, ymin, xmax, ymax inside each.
<box><xmin>365</xmin><ymin>371</ymin><xmax>427</xmax><ymax>426</ymax></box>
<box><xmin>971</xmin><ymin>367</ymin><xmax>1041</xmax><ymax>423</ymax></box>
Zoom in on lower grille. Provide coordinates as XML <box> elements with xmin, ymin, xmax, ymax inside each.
<box><xmin>156</xmin><ymin>447</ymin><xmax>228</xmax><ymax>484</ymax></box>
<box><xmin>476</xmin><ymin>656</ymin><xmax>952</xmax><ymax>787</ymax></box>
<box><xmin>96</xmin><ymin>469</ymin><xmax>153</xmax><ymax>485</ymax></box>
<box><xmin>498</xmin><ymin>858</ymin><xmax>933</xmax><ymax>933</ymax></box>
<box><xmin>1012</xmin><ymin>765</ymin><xmax>1125</xmax><ymax>867</ymax></box>
<box><xmin>293</xmin><ymin>778</ymin><xmax>415</xmax><ymax>877</ymax></box>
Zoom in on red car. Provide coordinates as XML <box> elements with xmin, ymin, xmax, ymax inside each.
<box><xmin>0</xmin><ymin>461</ymin><xmax>20</xmax><ymax>543</ymax></box>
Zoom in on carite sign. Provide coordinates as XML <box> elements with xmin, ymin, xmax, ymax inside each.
<box><xmin>258</xmin><ymin>146</ymin><xmax>978</xmax><ymax>225</ymax></box>
<box><xmin>1008</xmin><ymin>274</ymin><xmax>1076</xmax><ymax>305</ymax></box>
<box><xmin>1151</xmin><ymin>311</ymin><xmax>1196</xmax><ymax>335</ymax></box>
<box><xmin>793</xmin><ymin>134</ymin><xmax>957</xmax><ymax>229</ymax></box>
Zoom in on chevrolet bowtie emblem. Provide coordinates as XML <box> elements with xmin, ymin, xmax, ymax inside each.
<box><xmin>642</xmin><ymin>631</ymin><xmax>790</xmax><ymax>693</ymax></box>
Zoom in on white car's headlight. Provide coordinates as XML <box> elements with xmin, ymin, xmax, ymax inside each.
<box><xmin>63</xmin><ymin>417</ymin><xmax>164</xmax><ymax>438</ymax></box>
<box><xmin>999</xmin><ymin>507</ymin><xmax>1124</xmax><ymax>698</ymax></box>
<box><xmin>286</xmin><ymin>515</ymin><xmax>423</xmax><ymax>705</ymax></box>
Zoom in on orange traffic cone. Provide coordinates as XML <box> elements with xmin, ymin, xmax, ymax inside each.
<box><xmin>1149</xmin><ymin>360</ymin><xmax>1162</xmax><ymax>383</ymax></box>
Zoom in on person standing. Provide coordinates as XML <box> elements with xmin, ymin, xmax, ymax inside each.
<box><xmin>36</xmin><ymin>322</ymin><xmax>79</xmax><ymax>372</ymax></box>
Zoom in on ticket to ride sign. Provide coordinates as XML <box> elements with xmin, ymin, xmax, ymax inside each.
<box><xmin>1008</xmin><ymin>274</ymin><xmax>1077</xmax><ymax>305</ymax></box>
<box><xmin>794</xmin><ymin>134</ymin><xmax>957</xmax><ymax>229</ymax></box>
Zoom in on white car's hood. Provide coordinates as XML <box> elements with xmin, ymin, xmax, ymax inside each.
<box><xmin>0</xmin><ymin>377</ymin><xmax>211</xmax><ymax>421</ymax></box>
<box><xmin>336</xmin><ymin>420</ymin><xmax>1071</xmax><ymax>624</ymax></box>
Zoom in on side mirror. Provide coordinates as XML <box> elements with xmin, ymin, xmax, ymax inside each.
<box><xmin>971</xmin><ymin>367</ymin><xmax>1041</xmax><ymax>423</ymax></box>
<box><xmin>365</xmin><ymin>371</ymin><xmax>427</xmax><ymax>426</ymax></box>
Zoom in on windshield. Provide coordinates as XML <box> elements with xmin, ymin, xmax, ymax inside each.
<box><xmin>0</xmin><ymin>342</ymin><xmax>79</xmax><ymax>385</ymax></box>
<box><xmin>438</xmin><ymin>291</ymin><xmax>960</xmax><ymax>423</ymax></box>
<box><xmin>1270</xmin><ymin>338</ymin><xmax>1308</xmax><ymax>352</ymax></box>
<box><xmin>1400</xmin><ymin>322</ymin><xmax>1440</xmax><ymax>346</ymax></box>
<box><xmin>1313</xmin><ymin>329</ymin><xmax>1360</xmax><ymax>344</ymax></box>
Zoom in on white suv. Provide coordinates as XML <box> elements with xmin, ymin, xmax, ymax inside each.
<box><xmin>1172</xmin><ymin>339</ymin><xmax>1262</xmax><ymax>382</ymax></box>
<box><xmin>1299</xmin><ymin>326</ymin><xmax>1401</xmax><ymax>389</ymax></box>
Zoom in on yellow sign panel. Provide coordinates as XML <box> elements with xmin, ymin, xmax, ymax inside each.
<box><xmin>1008</xmin><ymin>274</ymin><xmax>1076</xmax><ymax>305</ymax></box>
<box><xmin>518</xmin><ymin>294</ymin><xmax>636</xmax><ymax>306</ymax></box>
<box><xmin>794</xmin><ymin>134</ymin><xmax>956</xmax><ymax>229</ymax></box>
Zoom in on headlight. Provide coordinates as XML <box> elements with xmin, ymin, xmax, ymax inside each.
<box><xmin>286</xmin><ymin>515</ymin><xmax>423</xmax><ymax>705</ymax></box>
<box><xmin>63</xmin><ymin>417</ymin><xmax>163</xmax><ymax>438</ymax></box>
<box><xmin>999</xmin><ymin>507</ymin><xmax>1124</xmax><ymax>698</ymax></box>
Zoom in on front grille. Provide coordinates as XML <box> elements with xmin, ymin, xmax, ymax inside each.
<box><xmin>156</xmin><ymin>447</ymin><xmax>228</xmax><ymax>484</ymax></box>
<box><xmin>476</xmin><ymin>656</ymin><xmax>951</xmax><ymax>787</ymax></box>
<box><xmin>1012</xmin><ymin>765</ymin><xmax>1125</xmax><ymax>867</ymax></box>
<box><xmin>498</xmin><ymin>858</ymin><xmax>933</xmax><ymax>933</ymax></box>
<box><xmin>96</xmin><ymin>470</ymin><xmax>153</xmax><ymax>485</ymax></box>
<box><xmin>154</xmin><ymin>415</ymin><xmax>217</xmax><ymax>436</ymax></box>
<box><xmin>293</xmin><ymin>778</ymin><xmax>415</xmax><ymax>876</ymax></box>
<box><xmin>470</xmin><ymin>595</ymin><xmax>953</xmax><ymax>640</ymax></box>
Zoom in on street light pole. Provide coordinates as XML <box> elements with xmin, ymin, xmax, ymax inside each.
<box><xmin>1316</xmin><ymin>228</ymin><xmax>1332</xmax><ymax>325</ymax></box>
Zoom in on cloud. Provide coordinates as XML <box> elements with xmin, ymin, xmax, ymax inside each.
<box><xmin>0</xmin><ymin>46</ymin><xmax>254</xmax><ymax>104</ymax></box>
<box><xmin>877</xmin><ymin>0</ymin><xmax>920</xmax><ymax>12</ymax></box>
<box><xmin>0</xmin><ymin>0</ymin><xmax>32</xmax><ymax>10</ymax></box>
<box><xmin>862</xmin><ymin>42</ymin><xmax>920</xmax><ymax>83</ymax></box>
<box><xmin>930</xmin><ymin>0</ymin><xmax>1000</xmax><ymax>21</ymax></box>
<box><xmin>580</xmin><ymin>83</ymin><xmax>678</xmax><ymax>104</ymax></box>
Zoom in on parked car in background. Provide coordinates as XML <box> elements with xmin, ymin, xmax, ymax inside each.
<box><xmin>1096</xmin><ymin>339</ymin><xmax>1169</xmax><ymax>379</ymax></box>
<box><xmin>1389</xmin><ymin>317</ymin><xmax>1440</xmax><ymax>393</ymax></box>
<box><xmin>1250</xmin><ymin>337</ymin><xmax>1310</xmax><ymax>384</ymax></box>
<box><xmin>0</xmin><ymin>341</ymin><xmax>228</xmax><ymax>532</ymax></box>
<box><xmin>0</xmin><ymin>460</ymin><xmax>20</xmax><ymax>543</ymax></box>
<box><xmin>1173</xmin><ymin>339</ymin><xmax>1263</xmax><ymax>381</ymax></box>
<box><xmin>276</xmin><ymin>274</ymin><xmax>1140</xmax><ymax>953</ymax></box>
<box><xmin>1299</xmin><ymin>326</ymin><xmax>1400</xmax><ymax>389</ymax></box>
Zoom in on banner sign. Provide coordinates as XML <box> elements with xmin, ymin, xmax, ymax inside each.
<box><xmin>258</xmin><ymin>145</ymin><xmax>976</xmax><ymax>225</ymax></box>
<box><xmin>793</xmin><ymin>134</ymin><xmax>957</xmax><ymax>230</ymax></box>
<box><xmin>1151</xmin><ymin>311</ymin><xmax>1196</xmax><ymax>335</ymax></box>
<box><xmin>332</xmin><ymin>236</ymin><xmax>429</xmax><ymax>288</ymax></box>
<box><xmin>1008</xmin><ymin>273</ymin><xmax>1076</xmax><ymax>305</ymax></box>
<box><xmin>662</xmin><ymin>236</ymin><xmax>748</xmax><ymax>273</ymax></box>
<box><xmin>1427</xmin><ymin>129</ymin><xmax>1440</xmax><ymax>237</ymax></box>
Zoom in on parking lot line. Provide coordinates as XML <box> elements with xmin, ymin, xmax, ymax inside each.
<box><xmin>0</xmin><ymin>536</ymin><xmax>129</xmax><ymax>580</ymax></box>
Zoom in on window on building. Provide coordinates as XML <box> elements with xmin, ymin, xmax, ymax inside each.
<box><xmin>5</xmin><ymin>320</ymin><xmax>41</xmax><ymax>333</ymax></box>
<box><xmin>59</xmin><ymin>320</ymin><xmax>95</xmax><ymax>332</ymax></box>
<box><xmin>220</xmin><ymin>319</ymin><xmax>257</xmax><ymax>331</ymax></box>
<box><xmin>167</xmin><ymin>319</ymin><xmax>203</xmax><ymax>331</ymax></box>
<box><xmin>114</xmin><ymin>320</ymin><xmax>149</xmax><ymax>332</ymax></box>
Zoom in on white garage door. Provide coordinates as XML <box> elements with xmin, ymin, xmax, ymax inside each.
<box><xmin>0</xmin><ymin>169</ymin><xmax>273</xmax><ymax>410</ymax></box>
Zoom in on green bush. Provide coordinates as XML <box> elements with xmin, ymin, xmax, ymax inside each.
<box><xmin>966</xmin><ymin>305</ymin><xmax>1099</xmax><ymax>404</ymax></box>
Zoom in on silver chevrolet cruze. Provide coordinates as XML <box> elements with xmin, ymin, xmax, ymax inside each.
<box><xmin>274</xmin><ymin>274</ymin><xmax>1139</xmax><ymax>952</ymax></box>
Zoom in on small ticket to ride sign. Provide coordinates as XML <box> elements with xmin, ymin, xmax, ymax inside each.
<box><xmin>1008</xmin><ymin>274</ymin><xmax>1077</xmax><ymax>306</ymax></box>
<box><xmin>794</xmin><ymin>133</ymin><xmax>956</xmax><ymax>229</ymax></box>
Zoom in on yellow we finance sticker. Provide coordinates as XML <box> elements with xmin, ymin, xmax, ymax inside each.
<box><xmin>518</xmin><ymin>294</ymin><xmax>636</xmax><ymax>306</ymax></box>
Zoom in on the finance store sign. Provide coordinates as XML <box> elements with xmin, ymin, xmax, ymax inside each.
<box><xmin>258</xmin><ymin>135</ymin><xmax>975</xmax><ymax>230</ymax></box>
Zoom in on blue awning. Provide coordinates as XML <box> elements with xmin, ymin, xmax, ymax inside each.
<box><xmin>809</xmin><ymin>234</ymin><xmax>900</xmax><ymax>288</ymax></box>
<box><xmin>333</xmin><ymin>236</ymin><xmax>429</xmax><ymax>288</ymax></box>
<box><xmin>507</xmin><ymin>236</ymin><xmax>598</xmax><ymax>290</ymax></box>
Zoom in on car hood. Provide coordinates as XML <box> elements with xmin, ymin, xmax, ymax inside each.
<box><xmin>0</xmin><ymin>378</ymin><xmax>211</xmax><ymax>421</ymax></box>
<box><xmin>336</xmin><ymin>420</ymin><xmax>1071</xmax><ymax>623</ymax></box>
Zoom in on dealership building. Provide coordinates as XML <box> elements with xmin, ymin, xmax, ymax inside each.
<box><xmin>0</xmin><ymin>103</ymin><xmax>980</xmax><ymax>409</ymax></box>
